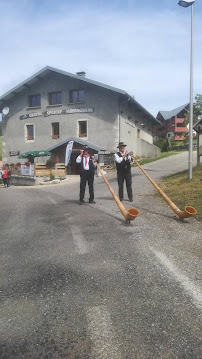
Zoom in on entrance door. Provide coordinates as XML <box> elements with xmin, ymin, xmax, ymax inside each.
<box><xmin>71</xmin><ymin>152</ymin><xmax>80</xmax><ymax>175</ymax></box>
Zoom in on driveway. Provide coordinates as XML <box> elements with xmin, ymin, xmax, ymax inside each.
<box><xmin>0</xmin><ymin>151</ymin><xmax>201</xmax><ymax>359</ymax></box>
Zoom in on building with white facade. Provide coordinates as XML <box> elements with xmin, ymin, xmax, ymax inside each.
<box><xmin>0</xmin><ymin>66</ymin><xmax>160</xmax><ymax>173</ymax></box>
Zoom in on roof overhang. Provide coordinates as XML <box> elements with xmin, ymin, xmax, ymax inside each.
<box><xmin>127</xmin><ymin>96</ymin><xmax>161</xmax><ymax>125</ymax></box>
<box><xmin>47</xmin><ymin>137</ymin><xmax>106</xmax><ymax>152</ymax></box>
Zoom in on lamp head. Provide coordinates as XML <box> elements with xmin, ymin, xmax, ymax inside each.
<box><xmin>178</xmin><ymin>0</ymin><xmax>195</xmax><ymax>8</ymax></box>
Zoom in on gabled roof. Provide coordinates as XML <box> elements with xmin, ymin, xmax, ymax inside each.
<box><xmin>158</xmin><ymin>103</ymin><xmax>189</xmax><ymax>121</ymax></box>
<box><xmin>0</xmin><ymin>65</ymin><xmax>158</xmax><ymax>123</ymax></box>
<box><xmin>0</xmin><ymin>66</ymin><xmax>127</xmax><ymax>104</ymax></box>
<box><xmin>47</xmin><ymin>137</ymin><xmax>105</xmax><ymax>152</ymax></box>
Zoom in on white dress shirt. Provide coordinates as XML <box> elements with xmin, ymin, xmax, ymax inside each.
<box><xmin>114</xmin><ymin>151</ymin><xmax>132</xmax><ymax>163</ymax></box>
<box><xmin>76</xmin><ymin>155</ymin><xmax>96</xmax><ymax>170</ymax></box>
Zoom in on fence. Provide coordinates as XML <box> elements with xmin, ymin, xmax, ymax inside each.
<box><xmin>34</xmin><ymin>163</ymin><xmax>66</xmax><ymax>177</ymax></box>
<box><xmin>10</xmin><ymin>163</ymin><xmax>66</xmax><ymax>177</ymax></box>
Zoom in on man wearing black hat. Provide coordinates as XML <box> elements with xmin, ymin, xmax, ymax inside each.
<box><xmin>76</xmin><ymin>146</ymin><xmax>96</xmax><ymax>205</ymax></box>
<box><xmin>114</xmin><ymin>142</ymin><xmax>133</xmax><ymax>202</ymax></box>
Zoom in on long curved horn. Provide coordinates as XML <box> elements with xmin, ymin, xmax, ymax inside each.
<box><xmin>131</xmin><ymin>156</ymin><xmax>196</xmax><ymax>220</ymax></box>
<box><xmin>95</xmin><ymin>162</ymin><xmax>139</xmax><ymax>222</ymax></box>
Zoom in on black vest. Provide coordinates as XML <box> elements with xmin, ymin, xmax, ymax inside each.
<box><xmin>79</xmin><ymin>156</ymin><xmax>95</xmax><ymax>175</ymax></box>
<box><xmin>116</xmin><ymin>152</ymin><xmax>131</xmax><ymax>174</ymax></box>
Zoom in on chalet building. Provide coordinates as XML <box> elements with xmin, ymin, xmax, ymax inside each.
<box><xmin>0</xmin><ymin>66</ymin><xmax>160</xmax><ymax>174</ymax></box>
<box><xmin>154</xmin><ymin>104</ymin><xmax>189</xmax><ymax>141</ymax></box>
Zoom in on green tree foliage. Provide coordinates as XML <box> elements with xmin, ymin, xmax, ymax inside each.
<box><xmin>185</xmin><ymin>94</ymin><xmax>202</xmax><ymax>124</ymax></box>
<box><xmin>193</xmin><ymin>94</ymin><xmax>202</xmax><ymax>123</ymax></box>
<box><xmin>154</xmin><ymin>138</ymin><xmax>168</xmax><ymax>151</ymax></box>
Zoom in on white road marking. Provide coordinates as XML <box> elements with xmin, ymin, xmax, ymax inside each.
<box><xmin>87</xmin><ymin>306</ymin><xmax>122</xmax><ymax>359</ymax></box>
<box><xmin>70</xmin><ymin>225</ymin><xmax>88</xmax><ymax>254</ymax></box>
<box><xmin>150</xmin><ymin>247</ymin><xmax>202</xmax><ymax>312</ymax></box>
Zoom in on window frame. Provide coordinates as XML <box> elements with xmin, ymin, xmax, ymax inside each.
<box><xmin>48</xmin><ymin>92</ymin><xmax>62</xmax><ymax>106</ymax></box>
<box><xmin>70</xmin><ymin>89</ymin><xmax>85</xmax><ymax>104</ymax></box>
<box><xmin>25</xmin><ymin>123</ymin><xmax>35</xmax><ymax>143</ymax></box>
<box><xmin>51</xmin><ymin>122</ymin><xmax>60</xmax><ymax>139</ymax></box>
<box><xmin>28</xmin><ymin>94</ymin><xmax>41</xmax><ymax>108</ymax></box>
<box><xmin>78</xmin><ymin>120</ymin><xmax>88</xmax><ymax>138</ymax></box>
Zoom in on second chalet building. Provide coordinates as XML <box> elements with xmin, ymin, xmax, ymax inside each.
<box><xmin>0</xmin><ymin>66</ymin><xmax>161</xmax><ymax>173</ymax></box>
<box><xmin>154</xmin><ymin>103</ymin><xmax>189</xmax><ymax>142</ymax></box>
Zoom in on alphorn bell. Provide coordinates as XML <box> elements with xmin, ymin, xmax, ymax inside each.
<box><xmin>94</xmin><ymin>161</ymin><xmax>139</xmax><ymax>222</ymax></box>
<box><xmin>131</xmin><ymin>155</ymin><xmax>197</xmax><ymax>220</ymax></box>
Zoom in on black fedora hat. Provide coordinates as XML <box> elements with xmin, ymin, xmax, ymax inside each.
<box><xmin>117</xmin><ymin>142</ymin><xmax>127</xmax><ymax>148</ymax></box>
<box><xmin>83</xmin><ymin>145</ymin><xmax>90</xmax><ymax>150</ymax></box>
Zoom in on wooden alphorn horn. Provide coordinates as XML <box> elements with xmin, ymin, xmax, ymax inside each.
<box><xmin>94</xmin><ymin>161</ymin><xmax>139</xmax><ymax>222</ymax></box>
<box><xmin>131</xmin><ymin>155</ymin><xmax>197</xmax><ymax>220</ymax></box>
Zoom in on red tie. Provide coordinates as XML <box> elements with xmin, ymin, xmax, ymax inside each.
<box><xmin>84</xmin><ymin>154</ymin><xmax>89</xmax><ymax>166</ymax></box>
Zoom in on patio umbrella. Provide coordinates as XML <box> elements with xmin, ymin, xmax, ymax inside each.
<box><xmin>18</xmin><ymin>150</ymin><xmax>52</xmax><ymax>162</ymax></box>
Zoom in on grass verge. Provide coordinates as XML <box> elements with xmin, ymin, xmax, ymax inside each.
<box><xmin>132</xmin><ymin>151</ymin><xmax>183</xmax><ymax>166</ymax></box>
<box><xmin>157</xmin><ymin>164</ymin><xmax>202</xmax><ymax>222</ymax></box>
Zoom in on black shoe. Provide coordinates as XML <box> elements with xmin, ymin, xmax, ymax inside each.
<box><xmin>89</xmin><ymin>200</ymin><xmax>96</xmax><ymax>204</ymax></box>
<box><xmin>79</xmin><ymin>201</ymin><xmax>83</xmax><ymax>205</ymax></box>
<box><xmin>129</xmin><ymin>198</ymin><xmax>133</xmax><ymax>202</ymax></box>
<box><xmin>119</xmin><ymin>198</ymin><xmax>123</xmax><ymax>202</ymax></box>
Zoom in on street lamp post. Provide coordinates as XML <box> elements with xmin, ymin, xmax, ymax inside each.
<box><xmin>178</xmin><ymin>0</ymin><xmax>195</xmax><ymax>179</ymax></box>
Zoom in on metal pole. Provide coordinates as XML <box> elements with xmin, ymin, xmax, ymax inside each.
<box><xmin>188</xmin><ymin>4</ymin><xmax>194</xmax><ymax>179</ymax></box>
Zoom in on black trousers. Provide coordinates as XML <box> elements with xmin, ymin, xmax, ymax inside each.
<box><xmin>117</xmin><ymin>172</ymin><xmax>133</xmax><ymax>200</ymax></box>
<box><xmin>80</xmin><ymin>170</ymin><xmax>94</xmax><ymax>201</ymax></box>
<box><xmin>3</xmin><ymin>178</ymin><xmax>8</xmax><ymax>187</ymax></box>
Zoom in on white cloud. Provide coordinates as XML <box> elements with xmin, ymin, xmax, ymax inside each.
<box><xmin>0</xmin><ymin>1</ymin><xmax>201</xmax><ymax>117</ymax></box>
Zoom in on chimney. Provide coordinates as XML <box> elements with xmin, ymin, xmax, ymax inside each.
<box><xmin>76</xmin><ymin>71</ymin><xmax>86</xmax><ymax>77</ymax></box>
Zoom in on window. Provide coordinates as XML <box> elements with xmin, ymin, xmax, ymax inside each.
<box><xmin>176</xmin><ymin>123</ymin><xmax>185</xmax><ymax>127</ymax></box>
<box><xmin>29</xmin><ymin>94</ymin><xmax>41</xmax><ymax>107</ymax></box>
<box><xmin>79</xmin><ymin>121</ymin><xmax>87</xmax><ymax>137</ymax></box>
<box><xmin>70</xmin><ymin>90</ymin><xmax>84</xmax><ymax>103</ymax></box>
<box><xmin>49</xmin><ymin>92</ymin><xmax>62</xmax><ymax>105</ymax></box>
<box><xmin>52</xmin><ymin>122</ymin><xmax>59</xmax><ymax>139</ymax></box>
<box><xmin>26</xmin><ymin>125</ymin><xmax>34</xmax><ymax>141</ymax></box>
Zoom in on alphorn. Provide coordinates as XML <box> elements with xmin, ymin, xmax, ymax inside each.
<box><xmin>131</xmin><ymin>155</ymin><xmax>197</xmax><ymax>220</ymax></box>
<box><xmin>94</xmin><ymin>161</ymin><xmax>139</xmax><ymax>222</ymax></box>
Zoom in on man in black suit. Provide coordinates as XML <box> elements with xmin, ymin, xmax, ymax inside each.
<box><xmin>114</xmin><ymin>142</ymin><xmax>133</xmax><ymax>202</ymax></box>
<box><xmin>76</xmin><ymin>146</ymin><xmax>96</xmax><ymax>205</ymax></box>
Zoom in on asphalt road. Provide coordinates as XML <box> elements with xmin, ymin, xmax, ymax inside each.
<box><xmin>0</xmin><ymin>151</ymin><xmax>201</xmax><ymax>358</ymax></box>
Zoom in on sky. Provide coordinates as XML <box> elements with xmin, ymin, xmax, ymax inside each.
<box><xmin>0</xmin><ymin>0</ymin><xmax>202</xmax><ymax>119</ymax></box>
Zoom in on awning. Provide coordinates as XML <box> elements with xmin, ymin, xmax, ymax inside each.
<box><xmin>47</xmin><ymin>137</ymin><xmax>105</xmax><ymax>152</ymax></box>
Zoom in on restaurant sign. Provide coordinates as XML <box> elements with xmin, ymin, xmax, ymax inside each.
<box><xmin>20</xmin><ymin>112</ymin><xmax>42</xmax><ymax>120</ymax></box>
<box><xmin>65</xmin><ymin>108</ymin><xmax>94</xmax><ymax>114</ymax></box>
<box><xmin>9</xmin><ymin>151</ymin><xmax>20</xmax><ymax>156</ymax></box>
<box><xmin>20</xmin><ymin>108</ymin><xmax>94</xmax><ymax>119</ymax></box>
<box><xmin>44</xmin><ymin>108</ymin><xmax>94</xmax><ymax>116</ymax></box>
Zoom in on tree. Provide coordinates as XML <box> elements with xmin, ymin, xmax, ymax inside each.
<box><xmin>185</xmin><ymin>94</ymin><xmax>202</xmax><ymax>125</ymax></box>
<box><xmin>193</xmin><ymin>94</ymin><xmax>202</xmax><ymax>123</ymax></box>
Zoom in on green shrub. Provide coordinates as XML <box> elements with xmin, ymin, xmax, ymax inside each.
<box><xmin>50</xmin><ymin>173</ymin><xmax>55</xmax><ymax>181</ymax></box>
<box><xmin>154</xmin><ymin>138</ymin><xmax>166</xmax><ymax>150</ymax></box>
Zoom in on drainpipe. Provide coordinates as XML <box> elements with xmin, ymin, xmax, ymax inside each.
<box><xmin>118</xmin><ymin>96</ymin><xmax>130</xmax><ymax>143</ymax></box>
